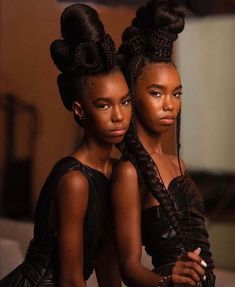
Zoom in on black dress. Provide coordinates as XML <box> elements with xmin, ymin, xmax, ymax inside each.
<box><xmin>142</xmin><ymin>174</ymin><xmax>216</xmax><ymax>287</ymax></box>
<box><xmin>0</xmin><ymin>156</ymin><xmax>110</xmax><ymax>286</ymax></box>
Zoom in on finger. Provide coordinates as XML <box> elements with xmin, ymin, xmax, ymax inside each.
<box><xmin>172</xmin><ymin>261</ymin><xmax>205</xmax><ymax>281</ymax></box>
<box><xmin>184</xmin><ymin>261</ymin><xmax>205</xmax><ymax>278</ymax></box>
<box><xmin>172</xmin><ymin>273</ymin><xmax>196</xmax><ymax>286</ymax></box>
<box><xmin>186</xmin><ymin>251</ymin><xmax>207</xmax><ymax>268</ymax></box>
<box><xmin>173</xmin><ymin>265</ymin><xmax>201</xmax><ymax>283</ymax></box>
<box><xmin>193</xmin><ymin>247</ymin><xmax>201</xmax><ymax>255</ymax></box>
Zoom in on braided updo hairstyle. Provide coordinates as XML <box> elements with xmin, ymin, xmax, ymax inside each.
<box><xmin>50</xmin><ymin>4</ymin><xmax>117</xmax><ymax>126</ymax></box>
<box><xmin>118</xmin><ymin>0</ymin><xmax>187</xmax><ymax>246</ymax></box>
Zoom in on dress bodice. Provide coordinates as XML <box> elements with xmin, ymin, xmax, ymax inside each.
<box><xmin>142</xmin><ymin>174</ymin><xmax>215</xmax><ymax>284</ymax></box>
<box><xmin>34</xmin><ymin>156</ymin><xmax>111</xmax><ymax>279</ymax></box>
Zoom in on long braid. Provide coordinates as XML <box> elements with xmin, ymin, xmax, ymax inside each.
<box><xmin>176</xmin><ymin>107</ymin><xmax>194</xmax><ymax>250</ymax></box>
<box><xmin>176</xmin><ymin>108</ymin><xmax>183</xmax><ymax>175</ymax></box>
<box><xmin>118</xmin><ymin>55</ymin><xmax>187</xmax><ymax>245</ymax></box>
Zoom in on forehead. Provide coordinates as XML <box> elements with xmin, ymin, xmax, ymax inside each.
<box><xmin>86</xmin><ymin>70</ymin><xmax>128</xmax><ymax>99</ymax></box>
<box><xmin>138</xmin><ymin>62</ymin><xmax>181</xmax><ymax>86</ymax></box>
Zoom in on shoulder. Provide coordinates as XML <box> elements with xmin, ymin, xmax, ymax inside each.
<box><xmin>56</xmin><ymin>170</ymin><xmax>89</xmax><ymax>199</ymax></box>
<box><xmin>112</xmin><ymin>160</ymin><xmax>138</xmax><ymax>180</ymax></box>
<box><xmin>167</xmin><ymin>154</ymin><xmax>186</xmax><ymax>174</ymax></box>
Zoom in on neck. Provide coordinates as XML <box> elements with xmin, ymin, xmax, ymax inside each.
<box><xmin>135</xmin><ymin>119</ymin><xmax>163</xmax><ymax>156</ymax></box>
<box><xmin>73</xmin><ymin>131</ymin><xmax>113</xmax><ymax>172</ymax></box>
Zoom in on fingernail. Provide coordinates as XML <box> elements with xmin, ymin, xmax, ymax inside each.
<box><xmin>194</xmin><ymin>247</ymin><xmax>201</xmax><ymax>254</ymax></box>
<box><xmin>203</xmin><ymin>275</ymin><xmax>207</xmax><ymax>281</ymax></box>
<box><xmin>201</xmin><ymin>260</ymin><xmax>207</xmax><ymax>267</ymax></box>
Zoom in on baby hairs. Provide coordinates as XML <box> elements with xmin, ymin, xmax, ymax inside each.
<box><xmin>118</xmin><ymin>0</ymin><xmax>187</xmax><ymax>246</ymax></box>
<box><xmin>50</xmin><ymin>4</ymin><xmax>117</xmax><ymax>126</ymax></box>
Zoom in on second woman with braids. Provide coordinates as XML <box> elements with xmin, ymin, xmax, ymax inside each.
<box><xmin>0</xmin><ymin>4</ymin><xmax>131</xmax><ymax>287</ymax></box>
<box><xmin>112</xmin><ymin>0</ymin><xmax>215</xmax><ymax>286</ymax></box>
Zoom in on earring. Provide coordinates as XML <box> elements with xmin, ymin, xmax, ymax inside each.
<box><xmin>78</xmin><ymin>115</ymin><xmax>85</xmax><ymax>121</ymax></box>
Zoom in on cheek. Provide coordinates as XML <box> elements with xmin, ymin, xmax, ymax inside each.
<box><xmin>89</xmin><ymin>111</ymin><xmax>111</xmax><ymax>130</ymax></box>
<box><xmin>136</xmin><ymin>98</ymin><xmax>161</xmax><ymax>120</ymax></box>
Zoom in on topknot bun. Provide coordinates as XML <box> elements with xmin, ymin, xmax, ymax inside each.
<box><xmin>118</xmin><ymin>0</ymin><xmax>185</xmax><ymax>67</ymax></box>
<box><xmin>50</xmin><ymin>4</ymin><xmax>118</xmax><ymax>113</ymax></box>
<box><xmin>60</xmin><ymin>4</ymin><xmax>105</xmax><ymax>46</ymax></box>
<box><xmin>50</xmin><ymin>4</ymin><xmax>117</xmax><ymax>75</ymax></box>
<box><xmin>133</xmin><ymin>0</ymin><xmax>185</xmax><ymax>35</ymax></box>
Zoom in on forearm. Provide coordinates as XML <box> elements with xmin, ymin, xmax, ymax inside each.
<box><xmin>121</xmin><ymin>261</ymin><xmax>163</xmax><ymax>287</ymax></box>
<box><xmin>95</xmin><ymin>235</ymin><xmax>122</xmax><ymax>287</ymax></box>
<box><xmin>59</xmin><ymin>278</ymin><xmax>86</xmax><ymax>287</ymax></box>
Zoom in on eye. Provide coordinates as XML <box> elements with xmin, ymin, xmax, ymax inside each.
<box><xmin>149</xmin><ymin>90</ymin><xmax>162</xmax><ymax>97</ymax></box>
<box><xmin>122</xmin><ymin>98</ymin><xmax>131</xmax><ymax>106</ymax></box>
<box><xmin>96</xmin><ymin>103</ymin><xmax>110</xmax><ymax>110</ymax></box>
<box><xmin>173</xmin><ymin>91</ymin><xmax>183</xmax><ymax>98</ymax></box>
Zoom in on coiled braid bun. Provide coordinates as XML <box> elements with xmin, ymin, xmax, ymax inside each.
<box><xmin>50</xmin><ymin>4</ymin><xmax>117</xmax><ymax>74</ymax></box>
<box><xmin>118</xmin><ymin>0</ymin><xmax>185</xmax><ymax>68</ymax></box>
<box><xmin>50</xmin><ymin>4</ymin><xmax>117</xmax><ymax>112</ymax></box>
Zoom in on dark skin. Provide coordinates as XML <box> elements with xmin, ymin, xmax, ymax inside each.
<box><xmin>55</xmin><ymin>70</ymin><xmax>131</xmax><ymax>287</ymax></box>
<box><xmin>112</xmin><ymin>63</ymin><xmax>207</xmax><ymax>287</ymax></box>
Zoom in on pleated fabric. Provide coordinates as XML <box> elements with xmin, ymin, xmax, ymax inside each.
<box><xmin>142</xmin><ymin>174</ymin><xmax>216</xmax><ymax>286</ymax></box>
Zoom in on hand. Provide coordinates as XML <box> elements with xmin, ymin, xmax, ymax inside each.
<box><xmin>171</xmin><ymin>248</ymin><xmax>206</xmax><ymax>286</ymax></box>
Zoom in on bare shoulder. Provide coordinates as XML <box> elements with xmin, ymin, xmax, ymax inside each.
<box><xmin>167</xmin><ymin>154</ymin><xmax>186</xmax><ymax>174</ymax></box>
<box><xmin>56</xmin><ymin>170</ymin><xmax>89</xmax><ymax>199</ymax></box>
<box><xmin>55</xmin><ymin>170</ymin><xmax>90</xmax><ymax>221</ymax></box>
<box><xmin>112</xmin><ymin>160</ymin><xmax>138</xmax><ymax>180</ymax></box>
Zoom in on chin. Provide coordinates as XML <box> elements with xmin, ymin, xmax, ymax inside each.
<box><xmin>109</xmin><ymin>135</ymin><xmax>125</xmax><ymax>145</ymax></box>
<box><xmin>149</xmin><ymin>126</ymin><xmax>171</xmax><ymax>135</ymax></box>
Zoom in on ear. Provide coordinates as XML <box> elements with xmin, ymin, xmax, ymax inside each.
<box><xmin>72</xmin><ymin>101</ymin><xmax>85</xmax><ymax>120</ymax></box>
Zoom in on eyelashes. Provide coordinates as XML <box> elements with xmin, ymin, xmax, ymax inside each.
<box><xmin>149</xmin><ymin>90</ymin><xmax>183</xmax><ymax>98</ymax></box>
<box><xmin>95</xmin><ymin>98</ymin><xmax>131</xmax><ymax>110</ymax></box>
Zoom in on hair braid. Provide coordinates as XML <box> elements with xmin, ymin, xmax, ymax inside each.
<box><xmin>117</xmin><ymin>53</ymin><xmax>187</xmax><ymax>245</ymax></box>
<box><xmin>176</xmin><ymin>108</ymin><xmax>183</xmax><ymax>175</ymax></box>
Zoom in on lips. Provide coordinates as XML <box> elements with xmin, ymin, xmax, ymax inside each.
<box><xmin>110</xmin><ymin>127</ymin><xmax>128</xmax><ymax>136</ymax></box>
<box><xmin>160</xmin><ymin>116</ymin><xmax>175</xmax><ymax>125</ymax></box>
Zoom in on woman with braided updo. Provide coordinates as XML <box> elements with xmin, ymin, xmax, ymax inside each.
<box><xmin>0</xmin><ymin>4</ymin><xmax>131</xmax><ymax>287</ymax></box>
<box><xmin>112</xmin><ymin>0</ymin><xmax>215</xmax><ymax>286</ymax></box>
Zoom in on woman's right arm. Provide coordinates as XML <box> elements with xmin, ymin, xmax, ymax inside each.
<box><xmin>56</xmin><ymin>170</ymin><xmax>89</xmax><ymax>287</ymax></box>
<box><xmin>111</xmin><ymin>161</ymin><xmax>205</xmax><ymax>287</ymax></box>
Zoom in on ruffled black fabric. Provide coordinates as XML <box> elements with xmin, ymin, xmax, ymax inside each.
<box><xmin>0</xmin><ymin>157</ymin><xmax>110</xmax><ymax>286</ymax></box>
<box><xmin>142</xmin><ymin>174</ymin><xmax>215</xmax><ymax>286</ymax></box>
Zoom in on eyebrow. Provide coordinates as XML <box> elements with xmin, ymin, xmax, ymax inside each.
<box><xmin>147</xmin><ymin>84</ymin><xmax>182</xmax><ymax>91</ymax></box>
<box><xmin>93</xmin><ymin>92</ymin><xmax>130</xmax><ymax>103</ymax></box>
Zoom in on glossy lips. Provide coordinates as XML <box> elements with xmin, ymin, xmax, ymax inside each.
<box><xmin>160</xmin><ymin>116</ymin><xmax>175</xmax><ymax>125</ymax></box>
<box><xmin>109</xmin><ymin>127</ymin><xmax>128</xmax><ymax>136</ymax></box>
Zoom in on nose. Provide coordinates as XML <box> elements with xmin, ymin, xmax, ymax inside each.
<box><xmin>112</xmin><ymin>106</ymin><xmax>124</xmax><ymax>122</ymax></box>
<box><xmin>163</xmin><ymin>95</ymin><xmax>174</xmax><ymax>111</ymax></box>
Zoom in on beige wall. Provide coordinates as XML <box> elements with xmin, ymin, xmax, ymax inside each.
<box><xmin>176</xmin><ymin>16</ymin><xmax>235</xmax><ymax>172</ymax></box>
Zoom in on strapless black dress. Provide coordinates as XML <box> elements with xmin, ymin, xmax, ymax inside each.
<box><xmin>142</xmin><ymin>174</ymin><xmax>216</xmax><ymax>287</ymax></box>
<box><xmin>0</xmin><ymin>156</ymin><xmax>110</xmax><ymax>286</ymax></box>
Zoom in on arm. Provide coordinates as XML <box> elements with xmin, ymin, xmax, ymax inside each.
<box><xmin>112</xmin><ymin>161</ymin><xmax>205</xmax><ymax>287</ymax></box>
<box><xmin>56</xmin><ymin>170</ymin><xmax>89</xmax><ymax>287</ymax></box>
<box><xmin>111</xmin><ymin>161</ymin><xmax>162</xmax><ymax>287</ymax></box>
<box><xmin>95</xmin><ymin>233</ymin><xmax>122</xmax><ymax>287</ymax></box>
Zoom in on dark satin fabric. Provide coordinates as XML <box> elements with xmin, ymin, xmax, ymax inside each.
<box><xmin>141</xmin><ymin>174</ymin><xmax>216</xmax><ymax>286</ymax></box>
<box><xmin>0</xmin><ymin>157</ymin><xmax>110</xmax><ymax>286</ymax></box>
